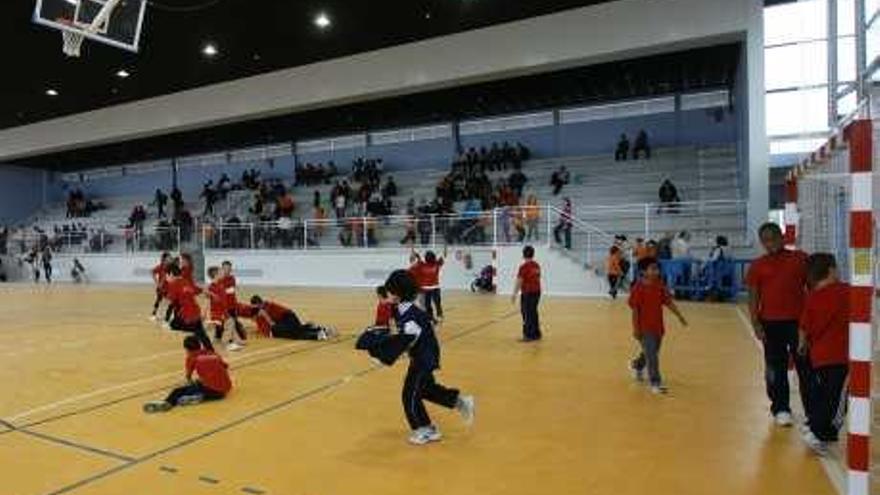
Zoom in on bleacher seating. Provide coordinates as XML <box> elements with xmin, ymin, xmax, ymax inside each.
<box><xmin>19</xmin><ymin>144</ymin><xmax>745</xmax><ymax>258</ymax></box>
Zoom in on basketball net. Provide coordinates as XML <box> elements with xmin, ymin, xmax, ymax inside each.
<box><xmin>60</xmin><ymin>0</ymin><xmax>121</xmax><ymax>57</ymax></box>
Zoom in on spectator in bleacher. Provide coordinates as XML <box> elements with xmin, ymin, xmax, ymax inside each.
<box><xmin>657</xmin><ymin>178</ymin><xmax>681</xmax><ymax>214</ymax></box>
<box><xmin>633</xmin><ymin>129</ymin><xmax>651</xmax><ymax>160</ymax></box>
<box><xmin>171</xmin><ymin>187</ymin><xmax>184</xmax><ymax>216</ymax></box>
<box><xmin>153</xmin><ymin>188</ymin><xmax>168</xmax><ymax>219</ymax></box>
<box><xmin>524</xmin><ymin>195</ymin><xmax>541</xmax><ymax>241</ymax></box>
<box><xmin>382</xmin><ymin>176</ymin><xmax>398</xmax><ymax>199</ymax></box>
<box><xmin>553</xmin><ymin>198</ymin><xmax>573</xmax><ymax>250</ymax></box>
<box><xmin>509</xmin><ymin>169</ymin><xmax>528</xmax><ymax>199</ymax></box>
<box><xmin>129</xmin><ymin>205</ymin><xmax>147</xmax><ymax>236</ymax></box>
<box><xmin>218</xmin><ymin>174</ymin><xmax>231</xmax><ymax>197</ymax></box>
<box><xmin>334</xmin><ymin>189</ymin><xmax>347</xmax><ymax>219</ymax></box>
<box><xmin>672</xmin><ymin>231</ymin><xmax>691</xmax><ymax>259</ymax></box>
<box><xmin>0</xmin><ymin>226</ymin><xmax>7</xmax><ymax>255</ymax></box>
<box><xmin>550</xmin><ymin>166</ymin><xmax>570</xmax><ymax>196</ymax></box>
<box><xmin>615</xmin><ymin>134</ymin><xmax>630</xmax><ymax>162</ymax></box>
<box><xmin>708</xmin><ymin>235</ymin><xmax>729</xmax><ymax>262</ymax></box>
<box><xmin>201</xmin><ymin>181</ymin><xmax>218</xmax><ymax>217</ymax></box>
<box><xmin>276</xmin><ymin>192</ymin><xmax>296</xmax><ymax>219</ymax></box>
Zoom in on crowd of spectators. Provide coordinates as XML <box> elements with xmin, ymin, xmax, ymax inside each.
<box><xmin>295</xmin><ymin>161</ymin><xmax>338</xmax><ymax>187</ymax></box>
<box><xmin>66</xmin><ymin>189</ymin><xmax>106</xmax><ymax>218</ymax></box>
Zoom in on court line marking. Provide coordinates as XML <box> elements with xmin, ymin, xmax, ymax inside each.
<box><xmin>12</xmin><ymin>336</ymin><xmax>355</xmax><ymax>428</ymax></box>
<box><xmin>15</xmin><ymin>304</ymin><xmax>462</xmax><ymax>429</ymax></box>
<box><xmin>41</xmin><ymin>310</ymin><xmax>516</xmax><ymax>495</ymax></box>
<box><xmin>15</xmin><ymin>428</ymin><xmax>136</xmax><ymax>463</ymax></box>
<box><xmin>733</xmin><ymin>306</ymin><xmax>845</xmax><ymax>495</ymax></box>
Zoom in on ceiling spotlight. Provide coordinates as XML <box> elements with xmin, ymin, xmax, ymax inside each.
<box><xmin>46</xmin><ymin>89</ymin><xmax>59</xmax><ymax>97</ymax></box>
<box><xmin>202</xmin><ymin>43</ymin><xmax>218</xmax><ymax>57</ymax></box>
<box><xmin>314</xmin><ymin>12</ymin><xmax>331</xmax><ymax>29</ymax></box>
<box><xmin>116</xmin><ymin>69</ymin><xmax>130</xmax><ymax>78</ymax></box>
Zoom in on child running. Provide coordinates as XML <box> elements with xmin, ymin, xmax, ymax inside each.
<box><xmin>206</xmin><ymin>266</ymin><xmax>244</xmax><ymax>352</ymax></box>
<box><xmin>165</xmin><ymin>263</ymin><xmax>214</xmax><ymax>350</ymax></box>
<box><xmin>606</xmin><ymin>245</ymin><xmax>624</xmax><ymax>299</ymax></box>
<box><xmin>797</xmin><ymin>253</ymin><xmax>849</xmax><ymax>455</ymax></box>
<box><xmin>150</xmin><ymin>252</ymin><xmax>172</xmax><ymax>322</ymax></box>
<box><xmin>143</xmin><ymin>335</ymin><xmax>232</xmax><ymax>413</ymax></box>
<box><xmin>384</xmin><ymin>269</ymin><xmax>475</xmax><ymax>445</ymax></box>
<box><xmin>219</xmin><ymin>261</ymin><xmax>247</xmax><ymax>343</ymax></box>
<box><xmin>628</xmin><ymin>257</ymin><xmax>687</xmax><ymax>394</ymax></box>
<box><xmin>409</xmin><ymin>247</ymin><xmax>447</xmax><ymax>323</ymax></box>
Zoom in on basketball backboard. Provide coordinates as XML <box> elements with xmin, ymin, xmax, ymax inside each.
<box><xmin>33</xmin><ymin>0</ymin><xmax>147</xmax><ymax>54</ymax></box>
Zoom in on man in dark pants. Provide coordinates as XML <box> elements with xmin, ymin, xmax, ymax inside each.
<box><xmin>511</xmin><ymin>245</ymin><xmax>542</xmax><ymax>341</ymax></box>
<box><xmin>746</xmin><ymin>223</ymin><xmax>809</xmax><ymax>427</ymax></box>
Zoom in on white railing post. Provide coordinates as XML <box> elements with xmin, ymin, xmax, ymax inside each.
<box><xmin>492</xmin><ymin>209</ymin><xmax>498</xmax><ymax>247</ymax></box>
<box><xmin>303</xmin><ymin>220</ymin><xmax>308</xmax><ymax>251</ymax></box>
<box><xmin>586</xmin><ymin>233</ymin><xmax>592</xmax><ymax>267</ymax></box>
<box><xmin>250</xmin><ymin>223</ymin><xmax>256</xmax><ymax>250</ymax></box>
<box><xmin>644</xmin><ymin>203</ymin><xmax>651</xmax><ymax>239</ymax></box>
<box><xmin>546</xmin><ymin>205</ymin><xmax>553</xmax><ymax>247</ymax></box>
<box><xmin>362</xmin><ymin>217</ymin><xmax>369</xmax><ymax>248</ymax></box>
<box><xmin>431</xmin><ymin>214</ymin><xmax>437</xmax><ymax>250</ymax></box>
<box><xmin>176</xmin><ymin>227</ymin><xmax>181</xmax><ymax>252</ymax></box>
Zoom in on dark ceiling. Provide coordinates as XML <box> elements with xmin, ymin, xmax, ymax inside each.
<box><xmin>1</xmin><ymin>0</ymin><xmax>626</xmax><ymax>131</ymax></box>
<box><xmin>11</xmin><ymin>42</ymin><xmax>741</xmax><ymax>170</ymax></box>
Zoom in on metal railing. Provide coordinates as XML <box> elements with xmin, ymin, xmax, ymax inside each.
<box><xmin>5</xmin><ymin>226</ymin><xmax>181</xmax><ymax>255</ymax></box>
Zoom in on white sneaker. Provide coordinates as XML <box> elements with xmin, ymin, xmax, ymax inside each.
<box><xmin>143</xmin><ymin>400</ymin><xmax>172</xmax><ymax>413</ymax></box>
<box><xmin>630</xmin><ymin>364</ymin><xmax>644</xmax><ymax>382</ymax></box>
<box><xmin>317</xmin><ymin>330</ymin><xmax>329</xmax><ymax>341</ymax></box>
<box><xmin>774</xmin><ymin>412</ymin><xmax>794</xmax><ymax>427</ymax></box>
<box><xmin>801</xmin><ymin>429</ymin><xmax>828</xmax><ymax>456</ymax></box>
<box><xmin>408</xmin><ymin>427</ymin><xmax>436</xmax><ymax>445</ymax></box>
<box><xmin>457</xmin><ymin>395</ymin><xmax>476</xmax><ymax>426</ymax></box>
<box><xmin>162</xmin><ymin>322</ymin><xmax>171</xmax><ymax>331</ymax></box>
<box><xmin>797</xmin><ymin>422</ymin><xmax>811</xmax><ymax>435</ymax></box>
<box><xmin>226</xmin><ymin>342</ymin><xmax>243</xmax><ymax>352</ymax></box>
<box><xmin>650</xmin><ymin>385</ymin><xmax>668</xmax><ymax>395</ymax></box>
<box><xmin>426</xmin><ymin>425</ymin><xmax>443</xmax><ymax>442</ymax></box>
<box><xmin>148</xmin><ymin>315</ymin><xmax>158</xmax><ymax>323</ymax></box>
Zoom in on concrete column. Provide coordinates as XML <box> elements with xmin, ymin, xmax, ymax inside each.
<box><xmin>746</xmin><ymin>0</ymin><xmax>769</xmax><ymax>236</ymax></box>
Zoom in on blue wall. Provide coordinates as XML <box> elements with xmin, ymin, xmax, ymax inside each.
<box><xmin>62</xmin><ymin>104</ymin><xmax>739</xmax><ymax>201</ymax></box>
<box><xmin>0</xmin><ymin>166</ymin><xmax>46</xmax><ymax>224</ymax></box>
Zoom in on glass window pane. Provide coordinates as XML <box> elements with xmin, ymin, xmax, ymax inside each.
<box><xmin>839</xmin><ymin>0</ymin><xmax>855</xmax><ymax>36</ymax></box>
<box><xmin>765</xmin><ymin>0</ymin><xmax>828</xmax><ymax>46</ymax></box>
<box><xmin>770</xmin><ymin>137</ymin><xmax>827</xmax><ymax>155</ymax></box>
<box><xmin>838</xmin><ymin>90</ymin><xmax>858</xmax><ymax>117</ymax></box>
<box><xmin>765</xmin><ymin>41</ymin><xmax>828</xmax><ymax>89</ymax></box>
<box><xmin>868</xmin><ymin>0</ymin><xmax>880</xmax><ymax>23</ymax></box>
<box><xmin>838</xmin><ymin>36</ymin><xmax>857</xmax><ymax>82</ymax></box>
<box><xmin>766</xmin><ymin>87</ymin><xmax>829</xmax><ymax>136</ymax></box>
<box><xmin>870</xmin><ymin>16</ymin><xmax>880</xmax><ymax>63</ymax></box>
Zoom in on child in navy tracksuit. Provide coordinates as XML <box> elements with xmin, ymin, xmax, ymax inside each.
<box><xmin>383</xmin><ymin>270</ymin><xmax>476</xmax><ymax>445</ymax></box>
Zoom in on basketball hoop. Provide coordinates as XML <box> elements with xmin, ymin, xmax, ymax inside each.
<box><xmin>61</xmin><ymin>29</ymin><xmax>86</xmax><ymax>57</ymax></box>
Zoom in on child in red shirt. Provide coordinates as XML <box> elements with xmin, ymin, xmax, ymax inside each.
<box><xmin>511</xmin><ymin>245</ymin><xmax>542</xmax><ymax>342</ymax></box>
<box><xmin>150</xmin><ymin>252</ymin><xmax>172</xmax><ymax>321</ymax></box>
<box><xmin>165</xmin><ymin>263</ymin><xmax>214</xmax><ymax>351</ymax></box>
<box><xmin>250</xmin><ymin>295</ymin><xmax>336</xmax><ymax>340</ymax></box>
<box><xmin>144</xmin><ymin>335</ymin><xmax>232</xmax><ymax>413</ymax></box>
<box><xmin>409</xmin><ymin>248</ymin><xmax>447</xmax><ymax>323</ymax></box>
<box><xmin>628</xmin><ymin>257</ymin><xmax>687</xmax><ymax>394</ymax></box>
<box><xmin>220</xmin><ymin>260</ymin><xmax>248</xmax><ymax>343</ymax></box>
<box><xmin>798</xmin><ymin>253</ymin><xmax>849</xmax><ymax>454</ymax></box>
<box><xmin>206</xmin><ymin>266</ymin><xmax>244</xmax><ymax>352</ymax></box>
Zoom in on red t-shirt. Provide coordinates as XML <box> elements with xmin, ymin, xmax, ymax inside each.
<box><xmin>207</xmin><ymin>281</ymin><xmax>228</xmax><ymax>322</ymax></box>
<box><xmin>263</xmin><ymin>301</ymin><xmax>290</xmax><ymax>322</ymax></box>
<box><xmin>166</xmin><ymin>278</ymin><xmax>202</xmax><ymax>324</ymax></box>
<box><xmin>518</xmin><ymin>260</ymin><xmax>541</xmax><ymax>294</ymax></box>
<box><xmin>181</xmin><ymin>264</ymin><xmax>195</xmax><ymax>284</ymax></box>
<box><xmin>801</xmin><ymin>282</ymin><xmax>850</xmax><ymax>367</ymax></box>
<box><xmin>411</xmin><ymin>259</ymin><xmax>444</xmax><ymax>289</ymax></box>
<box><xmin>219</xmin><ymin>275</ymin><xmax>238</xmax><ymax>307</ymax></box>
<box><xmin>628</xmin><ymin>280</ymin><xmax>671</xmax><ymax>335</ymax></box>
<box><xmin>186</xmin><ymin>350</ymin><xmax>232</xmax><ymax>394</ymax></box>
<box><xmin>151</xmin><ymin>264</ymin><xmax>167</xmax><ymax>287</ymax></box>
<box><xmin>375</xmin><ymin>301</ymin><xmax>394</xmax><ymax>327</ymax></box>
<box><xmin>746</xmin><ymin>249</ymin><xmax>808</xmax><ymax>321</ymax></box>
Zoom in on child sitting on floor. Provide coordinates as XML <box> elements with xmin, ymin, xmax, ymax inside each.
<box><xmin>144</xmin><ymin>335</ymin><xmax>232</xmax><ymax>413</ymax></box>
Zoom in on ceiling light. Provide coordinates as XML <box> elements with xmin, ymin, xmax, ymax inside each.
<box><xmin>46</xmin><ymin>89</ymin><xmax>59</xmax><ymax>97</ymax></box>
<box><xmin>202</xmin><ymin>43</ymin><xmax>218</xmax><ymax>57</ymax></box>
<box><xmin>116</xmin><ymin>69</ymin><xmax>130</xmax><ymax>78</ymax></box>
<box><xmin>314</xmin><ymin>12</ymin><xmax>331</xmax><ymax>29</ymax></box>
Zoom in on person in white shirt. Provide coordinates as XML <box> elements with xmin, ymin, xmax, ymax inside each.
<box><xmin>671</xmin><ymin>231</ymin><xmax>691</xmax><ymax>259</ymax></box>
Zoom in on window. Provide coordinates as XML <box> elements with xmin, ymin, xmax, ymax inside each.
<box><xmin>838</xmin><ymin>36</ymin><xmax>857</xmax><ymax>82</ymax></box>
<box><xmin>765</xmin><ymin>41</ymin><xmax>828</xmax><ymax>89</ymax></box>
<box><xmin>766</xmin><ymin>87</ymin><xmax>829</xmax><ymax>136</ymax></box>
<box><xmin>765</xmin><ymin>0</ymin><xmax>827</xmax><ymax>46</ymax></box>
<box><xmin>838</xmin><ymin>0</ymin><xmax>855</xmax><ymax>36</ymax></box>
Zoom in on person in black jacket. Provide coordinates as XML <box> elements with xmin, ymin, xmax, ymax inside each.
<box><xmin>361</xmin><ymin>270</ymin><xmax>476</xmax><ymax>445</ymax></box>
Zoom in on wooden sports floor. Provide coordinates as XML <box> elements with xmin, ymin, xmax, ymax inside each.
<box><xmin>0</xmin><ymin>284</ymin><xmax>836</xmax><ymax>495</ymax></box>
